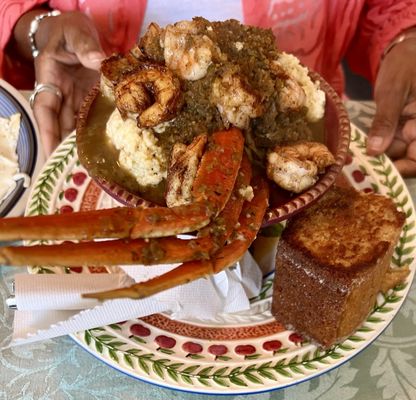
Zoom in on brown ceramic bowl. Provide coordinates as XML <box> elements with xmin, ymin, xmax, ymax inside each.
<box><xmin>262</xmin><ymin>72</ymin><xmax>351</xmax><ymax>225</ymax></box>
<box><xmin>76</xmin><ymin>72</ymin><xmax>350</xmax><ymax>224</ymax></box>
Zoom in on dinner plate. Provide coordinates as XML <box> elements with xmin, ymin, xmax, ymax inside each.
<box><xmin>0</xmin><ymin>79</ymin><xmax>43</xmax><ymax>218</ymax></box>
<box><xmin>27</xmin><ymin>124</ymin><xmax>415</xmax><ymax>395</ymax></box>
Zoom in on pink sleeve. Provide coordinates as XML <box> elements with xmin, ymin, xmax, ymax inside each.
<box><xmin>346</xmin><ymin>0</ymin><xmax>416</xmax><ymax>82</ymax></box>
<box><xmin>0</xmin><ymin>0</ymin><xmax>48</xmax><ymax>78</ymax></box>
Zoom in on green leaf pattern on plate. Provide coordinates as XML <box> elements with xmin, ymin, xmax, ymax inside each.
<box><xmin>27</xmin><ymin>135</ymin><xmax>76</xmax><ymax>217</ymax></box>
<box><xmin>83</xmin><ymin>324</ymin><xmax>405</xmax><ymax>388</ymax></box>
<box><xmin>351</xmin><ymin>128</ymin><xmax>414</xmax><ymax>270</ymax></box>
<box><xmin>30</xmin><ymin>126</ymin><xmax>415</xmax><ymax>393</ymax></box>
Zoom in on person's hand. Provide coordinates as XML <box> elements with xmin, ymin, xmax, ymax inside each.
<box><xmin>366</xmin><ymin>34</ymin><xmax>416</xmax><ymax>177</ymax></box>
<box><xmin>31</xmin><ymin>11</ymin><xmax>105</xmax><ymax>155</ymax></box>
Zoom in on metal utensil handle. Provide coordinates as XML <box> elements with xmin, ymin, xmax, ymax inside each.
<box><xmin>6</xmin><ymin>296</ymin><xmax>16</xmax><ymax>310</ymax></box>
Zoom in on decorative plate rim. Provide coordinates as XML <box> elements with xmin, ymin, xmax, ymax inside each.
<box><xmin>26</xmin><ymin>123</ymin><xmax>415</xmax><ymax>395</ymax></box>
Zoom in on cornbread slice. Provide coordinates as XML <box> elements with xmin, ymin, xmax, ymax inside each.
<box><xmin>271</xmin><ymin>186</ymin><xmax>406</xmax><ymax>348</ymax></box>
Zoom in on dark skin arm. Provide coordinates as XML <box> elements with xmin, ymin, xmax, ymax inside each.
<box><xmin>10</xmin><ymin>10</ymin><xmax>106</xmax><ymax>155</ymax></box>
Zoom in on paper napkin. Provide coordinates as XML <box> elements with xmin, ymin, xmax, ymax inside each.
<box><xmin>9</xmin><ymin>251</ymin><xmax>262</xmax><ymax>346</ymax></box>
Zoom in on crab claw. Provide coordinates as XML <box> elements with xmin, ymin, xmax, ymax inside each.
<box><xmin>82</xmin><ymin>177</ymin><xmax>269</xmax><ymax>300</ymax></box>
<box><xmin>0</xmin><ymin>128</ymin><xmax>244</xmax><ymax>243</ymax></box>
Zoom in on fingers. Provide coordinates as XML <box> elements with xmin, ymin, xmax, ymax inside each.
<box><xmin>59</xmin><ymin>93</ymin><xmax>76</xmax><ymax>137</ymax></box>
<box><xmin>366</xmin><ymin>46</ymin><xmax>411</xmax><ymax>156</ymax></box>
<box><xmin>367</xmin><ymin>37</ymin><xmax>416</xmax><ymax>169</ymax></box>
<box><xmin>32</xmin><ymin>91</ymin><xmax>61</xmax><ymax>156</ymax></box>
<box><xmin>385</xmin><ymin>137</ymin><xmax>407</xmax><ymax>159</ymax></box>
<box><xmin>373</xmin><ymin>100</ymin><xmax>416</xmax><ymax>176</ymax></box>
<box><xmin>33</xmin><ymin>86</ymin><xmax>76</xmax><ymax>155</ymax></box>
<box><xmin>30</xmin><ymin>12</ymin><xmax>105</xmax><ymax>156</ymax></box>
<box><xmin>401</xmin><ymin>118</ymin><xmax>416</xmax><ymax>143</ymax></box>
<box><xmin>367</xmin><ymin>117</ymin><xmax>416</xmax><ymax>176</ymax></box>
<box><xmin>394</xmin><ymin>159</ymin><xmax>416</xmax><ymax>177</ymax></box>
<box><xmin>400</xmin><ymin>118</ymin><xmax>416</xmax><ymax>175</ymax></box>
<box><xmin>394</xmin><ymin>141</ymin><xmax>416</xmax><ymax>177</ymax></box>
<box><xmin>402</xmin><ymin>100</ymin><xmax>416</xmax><ymax>116</ymax></box>
<box><xmin>389</xmin><ymin>119</ymin><xmax>416</xmax><ymax>176</ymax></box>
<box><xmin>32</xmin><ymin>56</ymin><xmax>64</xmax><ymax>156</ymax></box>
<box><xmin>367</xmin><ymin>90</ymin><xmax>406</xmax><ymax>156</ymax></box>
<box><xmin>63</xmin><ymin>14</ymin><xmax>106</xmax><ymax>70</ymax></box>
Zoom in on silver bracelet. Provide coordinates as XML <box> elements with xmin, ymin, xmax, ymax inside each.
<box><xmin>28</xmin><ymin>10</ymin><xmax>61</xmax><ymax>58</ymax></box>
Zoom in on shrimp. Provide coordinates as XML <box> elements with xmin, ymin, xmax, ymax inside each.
<box><xmin>165</xmin><ymin>135</ymin><xmax>207</xmax><ymax>208</ymax></box>
<box><xmin>114</xmin><ymin>74</ymin><xmax>152</xmax><ymax>121</ymax></box>
<box><xmin>139</xmin><ymin>22</ymin><xmax>165</xmax><ymax>62</ymax></box>
<box><xmin>267</xmin><ymin>141</ymin><xmax>335</xmax><ymax>193</ymax></box>
<box><xmin>100</xmin><ymin>45</ymin><xmax>145</xmax><ymax>101</ymax></box>
<box><xmin>162</xmin><ymin>20</ymin><xmax>223</xmax><ymax>81</ymax></box>
<box><xmin>270</xmin><ymin>55</ymin><xmax>325</xmax><ymax>121</ymax></box>
<box><xmin>211</xmin><ymin>67</ymin><xmax>263</xmax><ymax>129</ymax></box>
<box><xmin>270</xmin><ymin>60</ymin><xmax>306</xmax><ymax>113</ymax></box>
<box><xmin>278</xmin><ymin>78</ymin><xmax>307</xmax><ymax>113</ymax></box>
<box><xmin>114</xmin><ymin>63</ymin><xmax>183</xmax><ymax>128</ymax></box>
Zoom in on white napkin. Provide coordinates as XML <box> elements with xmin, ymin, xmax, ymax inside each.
<box><xmin>14</xmin><ymin>273</ymin><xmax>134</xmax><ymax>310</ymax></box>
<box><xmin>10</xmin><ymin>251</ymin><xmax>262</xmax><ymax>346</ymax></box>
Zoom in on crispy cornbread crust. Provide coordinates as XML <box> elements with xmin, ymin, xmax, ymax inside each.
<box><xmin>271</xmin><ymin>186</ymin><xmax>406</xmax><ymax>348</ymax></box>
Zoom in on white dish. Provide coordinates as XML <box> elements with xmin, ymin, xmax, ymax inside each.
<box><xmin>27</xmin><ymin>125</ymin><xmax>415</xmax><ymax>394</ymax></box>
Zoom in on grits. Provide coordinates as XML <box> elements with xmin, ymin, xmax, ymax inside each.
<box><xmin>106</xmin><ymin>109</ymin><xmax>168</xmax><ymax>187</ymax></box>
<box><xmin>0</xmin><ymin>113</ymin><xmax>30</xmax><ymax>203</ymax></box>
<box><xmin>274</xmin><ymin>52</ymin><xmax>325</xmax><ymax>122</ymax></box>
<box><xmin>100</xmin><ymin>19</ymin><xmax>327</xmax><ymax>192</ymax></box>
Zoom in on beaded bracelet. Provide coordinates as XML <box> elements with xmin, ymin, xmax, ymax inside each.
<box><xmin>28</xmin><ymin>10</ymin><xmax>61</xmax><ymax>58</ymax></box>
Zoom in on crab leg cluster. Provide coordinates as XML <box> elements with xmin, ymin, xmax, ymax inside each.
<box><xmin>0</xmin><ymin>128</ymin><xmax>269</xmax><ymax>300</ymax></box>
<box><xmin>86</xmin><ymin>178</ymin><xmax>269</xmax><ymax>300</ymax></box>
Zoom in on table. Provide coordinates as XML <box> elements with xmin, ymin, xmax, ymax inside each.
<box><xmin>0</xmin><ymin>101</ymin><xmax>415</xmax><ymax>400</ymax></box>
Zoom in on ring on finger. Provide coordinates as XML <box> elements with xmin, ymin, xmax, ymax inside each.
<box><xmin>29</xmin><ymin>82</ymin><xmax>63</xmax><ymax>109</ymax></box>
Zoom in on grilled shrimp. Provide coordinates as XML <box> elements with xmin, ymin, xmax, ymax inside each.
<box><xmin>278</xmin><ymin>77</ymin><xmax>307</xmax><ymax>113</ymax></box>
<box><xmin>115</xmin><ymin>63</ymin><xmax>182</xmax><ymax>127</ymax></box>
<box><xmin>267</xmin><ymin>141</ymin><xmax>335</xmax><ymax>193</ymax></box>
<box><xmin>270</xmin><ymin>60</ymin><xmax>306</xmax><ymax>113</ymax></box>
<box><xmin>162</xmin><ymin>20</ymin><xmax>222</xmax><ymax>81</ymax></box>
<box><xmin>270</xmin><ymin>55</ymin><xmax>325</xmax><ymax>122</ymax></box>
<box><xmin>211</xmin><ymin>67</ymin><xmax>263</xmax><ymax>129</ymax></box>
<box><xmin>165</xmin><ymin>135</ymin><xmax>207</xmax><ymax>208</ymax></box>
<box><xmin>139</xmin><ymin>22</ymin><xmax>165</xmax><ymax>62</ymax></box>
<box><xmin>100</xmin><ymin>47</ymin><xmax>144</xmax><ymax>101</ymax></box>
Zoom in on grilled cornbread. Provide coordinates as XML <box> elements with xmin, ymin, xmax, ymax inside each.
<box><xmin>271</xmin><ymin>185</ymin><xmax>406</xmax><ymax>348</ymax></box>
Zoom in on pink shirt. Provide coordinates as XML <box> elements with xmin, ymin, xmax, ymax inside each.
<box><xmin>1</xmin><ymin>0</ymin><xmax>416</xmax><ymax>93</ymax></box>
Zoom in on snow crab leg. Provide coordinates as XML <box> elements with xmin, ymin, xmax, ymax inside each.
<box><xmin>0</xmin><ymin>153</ymin><xmax>252</xmax><ymax>267</ymax></box>
<box><xmin>0</xmin><ymin>205</ymin><xmax>210</xmax><ymax>242</ymax></box>
<box><xmin>0</xmin><ymin>237</ymin><xmax>212</xmax><ymax>267</ymax></box>
<box><xmin>83</xmin><ymin>177</ymin><xmax>269</xmax><ymax>300</ymax></box>
<box><xmin>198</xmin><ymin>153</ymin><xmax>252</xmax><ymax>250</ymax></box>
<box><xmin>0</xmin><ymin>128</ymin><xmax>244</xmax><ymax>242</ymax></box>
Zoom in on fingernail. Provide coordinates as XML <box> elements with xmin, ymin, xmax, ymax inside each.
<box><xmin>87</xmin><ymin>51</ymin><xmax>105</xmax><ymax>62</ymax></box>
<box><xmin>368</xmin><ymin>136</ymin><xmax>384</xmax><ymax>151</ymax></box>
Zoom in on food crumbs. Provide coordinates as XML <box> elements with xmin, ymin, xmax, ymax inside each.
<box><xmin>235</xmin><ymin>42</ymin><xmax>244</xmax><ymax>51</ymax></box>
<box><xmin>238</xmin><ymin>185</ymin><xmax>254</xmax><ymax>201</ymax></box>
